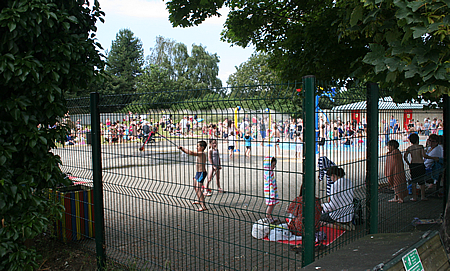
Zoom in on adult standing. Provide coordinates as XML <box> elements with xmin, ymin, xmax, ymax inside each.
<box><xmin>390</xmin><ymin>115</ymin><xmax>398</xmax><ymax>134</ymax></box>
<box><xmin>180</xmin><ymin>116</ymin><xmax>188</xmax><ymax>136</ymax></box>
<box><xmin>289</xmin><ymin>120</ymin><xmax>296</xmax><ymax>140</ymax></box>
<box><xmin>296</xmin><ymin>118</ymin><xmax>303</xmax><ymax>141</ymax></box>
<box><xmin>423</xmin><ymin>118</ymin><xmax>430</xmax><ymax>136</ymax></box>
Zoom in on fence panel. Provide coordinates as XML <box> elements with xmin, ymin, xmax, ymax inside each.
<box><xmin>54</xmin><ymin>82</ymin><xmax>446</xmax><ymax>269</ymax></box>
<box><xmin>377</xmin><ymin>90</ymin><xmax>445</xmax><ymax>234</ymax></box>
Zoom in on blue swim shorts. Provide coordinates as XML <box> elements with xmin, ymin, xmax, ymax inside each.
<box><xmin>194</xmin><ymin>172</ymin><xmax>207</xmax><ymax>183</ymax></box>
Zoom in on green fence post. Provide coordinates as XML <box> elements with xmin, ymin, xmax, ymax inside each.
<box><xmin>302</xmin><ymin>75</ymin><xmax>316</xmax><ymax>266</ymax></box>
<box><xmin>443</xmin><ymin>95</ymin><xmax>450</xmax><ymax>212</ymax></box>
<box><xmin>90</xmin><ymin>92</ymin><xmax>105</xmax><ymax>269</ymax></box>
<box><xmin>366</xmin><ymin>83</ymin><xmax>379</xmax><ymax>234</ymax></box>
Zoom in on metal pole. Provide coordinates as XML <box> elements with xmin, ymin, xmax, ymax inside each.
<box><xmin>90</xmin><ymin>92</ymin><xmax>105</xmax><ymax>269</ymax></box>
<box><xmin>302</xmin><ymin>75</ymin><xmax>316</xmax><ymax>266</ymax></box>
<box><xmin>366</xmin><ymin>83</ymin><xmax>379</xmax><ymax>234</ymax></box>
<box><xmin>443</xmin><ymin>95</ymin><xmax>449</xmax><ymax>212</ymax></box>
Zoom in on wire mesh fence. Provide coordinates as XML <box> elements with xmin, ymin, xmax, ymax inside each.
<box><xmin>376</xmin><ymin>91</ymin><xmax>445</xmax><ymax>234</ymax></box>
<box><xmin>51</xmin><ymin>80</ymin><xmax>446</xmax><ymax>269</ymax></box>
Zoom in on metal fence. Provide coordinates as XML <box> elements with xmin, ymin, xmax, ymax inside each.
<box><xmin>52</xmin><ymin>77</ymin><xmax>448</xmax><ymax>269</ymax></box>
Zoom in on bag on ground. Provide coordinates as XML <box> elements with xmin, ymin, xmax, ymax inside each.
<box><xmin>251</xmin><ymin>219</ymin><xmax>270</xmax><ymax>239</ymax></box>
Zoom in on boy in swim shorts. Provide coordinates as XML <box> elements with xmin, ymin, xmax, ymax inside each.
<box><xmin>179</xmin><ymin>141</ymin><xmax>208</xmax><ymax>211</ymax></box>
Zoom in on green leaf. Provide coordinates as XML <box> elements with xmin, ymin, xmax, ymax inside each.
<box><xmin>10</xmin><ymin>185</ymin><xmax>17</xmax><ymax>197</ymax></box>
<box><xmin>407</xmin><ymin>1</ymin><xmax>424</xmax><ymax>12</ymax></box>
<box><xmin>52</xmin><ymin>71</ymin><xmax>60</xmax><ymax>82</ymax></box>
<box><xmin>0</xmin><ymin>156</ymin><xmax>6</xmax><ymax>165</ymax></box>
<box><xmin>39</xmin><ymin>136</ymin><xmax>47</xmax><ymax>145</ymax></box>
<box><xmin>350</xmin><ymin>5</ymin><xmax>363</xmax><ymax>26</ymax></box>
<box><xmin>428</xmin><ymin>22</ymin><xmax>440</xmax><ymax>32</ymax></box>
<box><xmin>386</xmin><ymin>71</ymin><xmax>397</xmax><ymax>82</ymax></box>
<box><xmin>7</xmin><ymin>62</ymin><xmax>15</xmax><ymax>72</ymax></box>
<box><xmin>405</xmin><ymin>64</ymin><xmax>420</xmax><ymax>78</ymax></box>
<box><xmin>48</xmin><ymin>12</ymin><xmax>57</xmax><ymax>20</ymax></box>
<box><xmin>435</xmin><ymin>67</ymin><xmax>449</xmax><ymax>80</ymax></box>
<box><xmin>29</xmin><ymin>139</ymin><xmax>36</xmax><ymax>148</ymax></box>
<box><xmin>67</xmin><ymin>15</ymin><xmax>78</xmax><ymax>23</ymax></box>
<box><xmin>62</xmin><ymin>22</ymin><xmax>70</xmax><ymax>30</ymax></box>
<box><xmin>8</xmin><ymin>22</ymin><xmax>16</xmax><ymax>32</ymax></box>
<box><xmin>12</xmin><ymin>108</ymin><xmax>20</xmax><ymax>120</ymax></box>
<box><xmin>412</xmin><ymin>26</ymin><xmax>428</xmax><ymax>38</ymax></box>
<box><xmin>4</xmin><ymin>53</ymin><xmax>15</xmax><ymax>60</ymax></box>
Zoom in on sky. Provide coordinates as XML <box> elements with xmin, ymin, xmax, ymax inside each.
<box><xmin>94</xmin><ymin>0</ymin><xmax>255</xmax><ymax>86</ymax></box>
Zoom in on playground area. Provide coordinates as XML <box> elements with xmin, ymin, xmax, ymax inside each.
<box><xmin>53</xmin><ymin>82</ymin><xmax>447</xmax><ymax>269</ymax></box>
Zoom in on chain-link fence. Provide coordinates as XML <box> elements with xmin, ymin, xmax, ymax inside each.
<box><xmin>51</xmin><ymin>78</ymin><xmax>447</xmax><ymax>269</ymax></box>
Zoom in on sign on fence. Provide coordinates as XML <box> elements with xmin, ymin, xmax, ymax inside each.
<box><xmin>402</xmin><ymin>248</ymin><xmax>424</xmax><ymax>271</ymax></box>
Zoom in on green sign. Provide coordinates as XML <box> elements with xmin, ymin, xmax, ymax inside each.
<box><xmin>402</xmin><ymin>248</ymin><xmax>424</xmax><ymax>271</ymax></box>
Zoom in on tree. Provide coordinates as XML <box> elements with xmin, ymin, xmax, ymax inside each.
<box><xmin>104</xmin><ymin>28</ymin><xmax>144</xmax><ymax>93</ymax></box>
<box><xmin>338</xmin><ymin>0</ymin><xmax>450</xmax><ymax>100</ymax></box>
<box><xmin>165</xmin><ymin>0</ymin><xmax>450</xmax><ymax>100</ymax></box>
<box><xmin>227</xmin><ymin>53</ymin><xmax>281</xmax><ymax>89</ymax></box>
<box><xmin>138</xmin><ymin>37</ymin><xmax>222</xmax><ymax>92</ymax></box>
<box><xmin>166</xmin><ymin>1</ymin><xmax>369</xmax><ymax>83</ymax></box>
<box><xmin>0</xmin><ymin>0</ymin><xmax>104</xmax><ymax>269</ymax></box>
<box><xmin>186</xmin><ymin>44</ymin><xmax>222</xmax><ymax>90</ymax></box>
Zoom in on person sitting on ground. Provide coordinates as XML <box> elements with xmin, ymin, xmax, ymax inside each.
<box><xmin>286</xmin><ymin>185</ymin><xmax>322</xmax><ymax>236</ymax></box>
<box><xmin>320</xmin><ymin>166</ymin><xmax>354</xmax><ymax>230</ymax></box>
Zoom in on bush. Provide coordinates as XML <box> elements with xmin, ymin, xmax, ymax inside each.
<box><xmin>0</xmin><ymin>1</ymin><xmax>104</xmax><ymax>269</ymax></box>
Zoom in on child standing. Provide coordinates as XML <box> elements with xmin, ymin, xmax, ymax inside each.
<box><xmin>264</xmin><ymin>156</ymin><xmax>279</xmax><ymax>222</ymax></box>
<box><xmin>295</xmin><ymin>133</ymin><xmax>302</xmax><ymax>158</ymax></box>
<box><xmin>403</xmin><ymin>133</ymin><xmax>427</xmax><ymax>201</ymax></box>
<box><xmin>271</xmin><ymin>123</ymin><xmax>281</xmax><ymax>157</ymax></box>
<box><xmin>179</xmin><ymin>141</ymin><xmax>208</xmax><ymax>211</ymax></box>
<box><xmin>228</xmin><ymin>131</ymin><xmax>235</xmax><ymax>158</ymax></box>
<box><xmin>385</xmin><ymin>140</ymin><xmax>407</xmax><ymax>203</ymax></box>
<box><xmin>244</xmin><ymin>131</ymin><xmax>253</xmax><ymax>158</ymax></box>
<box><xmin>204</xmin><ymin>139</ymin><xmax>222</xmax><ymax>196</ymax></box>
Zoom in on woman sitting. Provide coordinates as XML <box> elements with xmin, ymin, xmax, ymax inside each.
<box><xmin>320</xmin><ymin>166</ymin><xmax>355</xmax><ymax>230</ymax></box>
<box><xmin>286</xmin><ymin>185</ymin><xmax>322</xmax><ymax>236</ymax></box>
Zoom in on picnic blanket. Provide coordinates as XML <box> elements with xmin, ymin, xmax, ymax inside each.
<box><xmin>263</xmin><ymin>226</ymin><xmax>345</xmax><ymax>246</ymax></box>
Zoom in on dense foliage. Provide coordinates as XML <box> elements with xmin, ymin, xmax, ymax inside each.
<box><xmin>166</xmin><ymin>0</ymin><xmax>450</xmax><ymax>101</ymax></box>
<box><xmin>0</xmin><ymin>0</ymin><xmax>104</xmax><ymax>269</ymax></box>
<box><xmin>339</xmin><ymin>0</ymin><xmax>450</xmax><ymax>100</ymax></box>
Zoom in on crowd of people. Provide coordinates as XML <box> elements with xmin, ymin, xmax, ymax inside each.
<box><xmin>382</xmin><ymin>115</ymin><xmax>444</xmax><ymax>144</ymax></box>
<box><xmin>61</xmin><ymin>110</ymin><xmax>445</xmax><ymax>237</ymax></box>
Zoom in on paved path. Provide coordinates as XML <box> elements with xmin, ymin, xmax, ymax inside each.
<box><xmin>54</xmin><ymin>134</ymin><xmax>444</xmax><ymax>270</ymax></box>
